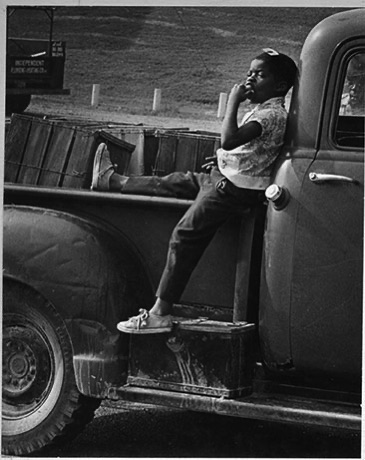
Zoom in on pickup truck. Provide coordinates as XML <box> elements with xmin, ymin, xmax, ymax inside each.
<box><xmin>2</xmin><ymin>8</ymin><xmax>364</xmax><ymax>456</ymax></box>
<box><xmin>6</xmin><ymin>6</ymin><xmax>70</xmax><ymax>115</ymax></box>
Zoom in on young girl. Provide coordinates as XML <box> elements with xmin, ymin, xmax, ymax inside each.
<box><xmin>92</xmin><ymin>49</ymin><xmax>297</xmax><ymax>334</ymax></box>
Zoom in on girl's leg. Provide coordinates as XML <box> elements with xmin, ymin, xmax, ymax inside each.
<box><xmin>92</xmin><ymin>142</ymin><xmax>208</xmax><ymax>199</ymax></box>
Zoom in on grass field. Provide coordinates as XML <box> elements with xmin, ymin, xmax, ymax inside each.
<box><xmin>17</xmin><ymin>6</ymin><xmax>350</xmax><ymax>122</ymax></box>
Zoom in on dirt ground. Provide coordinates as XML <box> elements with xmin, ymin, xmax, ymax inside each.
<box><xmin>25</xmin><ymin>88</ymin><xmax>290</xmax><ymax>134</ymax></box>
<box><xmin>26</xmin><ymin>99</ymin><xmax>224</xmax><ymax>133</ymax></box>
<box><xmin>41</xmin><ymin>400</ymin><xmax>361</xmax><ymax>458</ymax></box>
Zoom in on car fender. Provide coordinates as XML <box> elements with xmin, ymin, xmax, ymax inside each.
<box><xmin>3</xmin><ymin>205</ymin><xmax>154</xmax><ymax>397</ymax></box>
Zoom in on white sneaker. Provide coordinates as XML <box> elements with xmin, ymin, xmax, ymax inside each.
<box><xmin>117</xmin><ymin>309</ymin><xmax>173</xmax><ymax>334</ymax></box>
<box><xmin>90</xmin><ymin>143</ymin><xmax>115</xmax><ymax>190</ymax></box>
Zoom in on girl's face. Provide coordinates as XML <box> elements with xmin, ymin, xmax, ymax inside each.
<box><xmin>245</xmin><ymin>59</ymin><xmax>283</xmax><ymax>104</ymax></box>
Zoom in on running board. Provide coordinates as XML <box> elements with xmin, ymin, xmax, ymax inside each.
<box><xmin>111</xmin><ymin>385</ymin><xmax>361</xmax><ymax>431</ymax></box>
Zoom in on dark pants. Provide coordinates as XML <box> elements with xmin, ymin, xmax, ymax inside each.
<box><xmin>122</xmin><ymin>170</ymin><xmax>207</xmax><ymax>199</ymax></box>
<box><xmin>123</xmin><ymin>168</ymin><xmax>265</xmax><ymax>303</ymax></box>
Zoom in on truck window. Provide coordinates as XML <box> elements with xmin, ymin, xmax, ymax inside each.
<box><xmin>335</xmin><ymin>52</ymin><xmax>365</xmax><ymax>149</ymax></box>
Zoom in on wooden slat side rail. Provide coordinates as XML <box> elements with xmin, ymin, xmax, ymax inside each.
<box><xmin>38</xmin><ymin>125</ymin><xmax>75</xmax><ymax>187</ymax></box>
<box><xmin>4</xmin><ymin>114</ymin><xmax>32</xmax><ymax>183</ymax></box>
<box><xmin>17</xmin><ymin>119</ymin><xmax>53</xmax><ymax>185</ymax></box>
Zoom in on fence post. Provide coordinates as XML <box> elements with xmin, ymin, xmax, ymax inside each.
<box><xmin>152</xmin><ymin>88</ymin><xmax>161</xmax><ymax>112</ymax></box>
<box><xmin>217</xmin><ymin>92</ymin><xmax>227</xmax><ymax>118</ymax></box>
<box><xmin>91</xmin><ymin>84</ymin><xmax>100</xmax><ymax>107</ymax></box>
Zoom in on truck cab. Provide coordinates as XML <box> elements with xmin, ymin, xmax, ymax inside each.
<box><xmin>260</xmin><ymin>11</ymin><xmax>364</xmax><ymax>387</ymax></box>
<box><xmin>2</xmin><ymin>9</ymin><xmax>364</xmax><ymax>457</ymax></box>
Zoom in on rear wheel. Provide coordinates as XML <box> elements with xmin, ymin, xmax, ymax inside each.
<box><xmin>2</xmin><ymin>279</ymin><xmax>101</xmax><ymax>456</ymax></box>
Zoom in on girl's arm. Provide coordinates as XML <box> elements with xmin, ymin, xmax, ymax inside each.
<box><xmin>221</xmin><ymin>84</ymin><xmax>262</xmax><ymax>150</ymax></box>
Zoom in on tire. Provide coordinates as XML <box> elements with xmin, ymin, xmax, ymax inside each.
<box><xmin>5</xmin><ymin>94</ymin><xmax>31</xmax><ymax>115</ymax></box>
<box><xmin>2</xmin><ymin>279</ymin><xmax>101</xmax><ymax>456</ymax></box>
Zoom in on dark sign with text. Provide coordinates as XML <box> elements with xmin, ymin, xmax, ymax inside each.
<box><xmin>9</xmin><ymin>58</ymin><xmax>50</xmax><ymax>76</ymax></box>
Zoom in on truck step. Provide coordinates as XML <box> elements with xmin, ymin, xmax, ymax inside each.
<box><xmin>128</xmin><ymin>318</ymin><xmax>256</xmax><ymax>398</ymax></box>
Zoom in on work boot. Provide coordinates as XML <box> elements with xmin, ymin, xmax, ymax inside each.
<box><xmin>91</xmin><ymin>143</ymin><xmax>116</xmax><ymax>190</ymax></box>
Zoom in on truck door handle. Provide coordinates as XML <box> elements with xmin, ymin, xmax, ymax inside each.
<box><xmin>309</xmin><ymin>172</ymin><xmax>358</xmax><ymax>184</ymax></box>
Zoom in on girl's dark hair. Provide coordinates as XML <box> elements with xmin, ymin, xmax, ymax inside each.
<box><xmin>255</xmin><ymin>50</ymin><xmax>298</xmax><ymax>89</ymax></box>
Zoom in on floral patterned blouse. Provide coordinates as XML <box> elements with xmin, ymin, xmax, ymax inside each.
<box><xmin>216</xmin><ymin>97</ymin><xmax>288</xmax><ymax>190</ymax></box>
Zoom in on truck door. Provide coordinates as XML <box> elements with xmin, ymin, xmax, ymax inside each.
<box><xmin>290</xmin><ymin>48</ymin><xmax>364</xmax><ymax>383</ymax></box>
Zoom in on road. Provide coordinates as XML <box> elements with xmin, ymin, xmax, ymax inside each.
<box><xmin>40</xmin><ymin>400</ymin><xmax>360</xmax><ymax>458</ymax></box>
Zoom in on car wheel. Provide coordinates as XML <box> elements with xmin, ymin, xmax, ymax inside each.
<box><xmin>2</xmin><ymin>279</ymin><xmax>101</xmax><ymax>456</ymax></box>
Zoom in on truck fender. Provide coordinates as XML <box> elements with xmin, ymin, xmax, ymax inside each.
<box><xmin>3</xmin><ymin>205</ymin><xmax>154</xmax><ymax>397</ymax></box>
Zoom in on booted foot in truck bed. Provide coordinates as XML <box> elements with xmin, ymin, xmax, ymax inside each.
<box><xmin>117</xmin><ymin>309</ymin><xmax>173</xmax><ymax>334</ymax></box>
